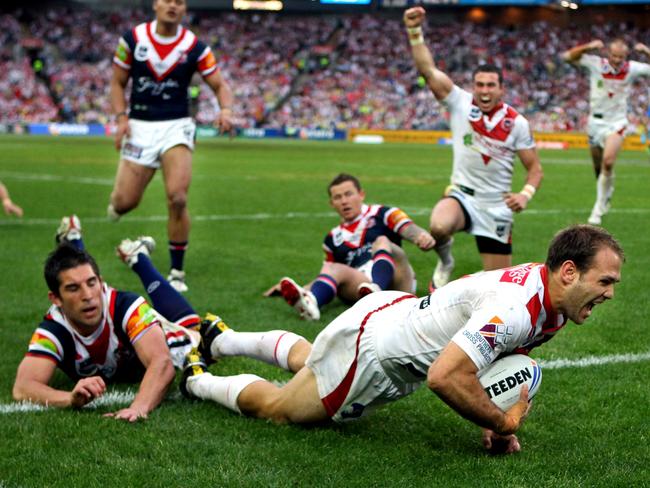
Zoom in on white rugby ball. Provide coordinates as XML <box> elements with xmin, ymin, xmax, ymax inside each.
<box><xmin>477</xmin><ymin>354</ymin><xmax>542</xmax><ymax>411</ymax></box>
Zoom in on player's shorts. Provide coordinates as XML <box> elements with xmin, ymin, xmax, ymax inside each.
<box><xmin>306</xmin><ymin>291</ymin><xmax>420</xmax><ymax>423</ymax></box>
<box><xmin>160</xmin><ymin>318</ymin><xmax>199</xmax><ymax>369</ymax></box>
<box><xmin>587</xmin><ymin>116</ymin><xmax>627</xmax><ymax>148</ymax></box>
<box><xmin>121</xmin><ymin>117</ymin><xmax>196</xmax><ymax>169</ymax></box>
<box><xmin>446</xmin><ymin>186</ymin><xmax>512</xmax><ymax>246</ymax></box>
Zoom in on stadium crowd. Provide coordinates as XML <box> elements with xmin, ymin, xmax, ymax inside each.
<box><xmin>1</xmin><ymin>8</ymin><xmax>648</xmax><ymax>132</ymax></box>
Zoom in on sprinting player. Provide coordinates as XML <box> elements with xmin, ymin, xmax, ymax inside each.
<box><xmin>403</xmin><ymin>7</ymin><xmax>543</xmax><ymax>288</ymax></box>
<box><xmin>562</xmin><ymin>40</ymin><xmax>650</xmax><ymax>225</ymax></box>
<box><xmin>267</xmin><ymin>173</ymin><xmax>435</xmax><ymax>321</ymax></box>
<box><xmin>181</xmin><ymin>224</ymin><xmax>623</xmax><ymax>454</ymax></box>
<box><xmin>0</xmin><ymin>180</ymin><xmax>23</xmax><ymax>217</ymax></box>
<box><xmin>12</xmin><ymin>215</ymin><xmax>202</xmax><ymax>421</ymax></box>
<box><xmin>108</xmin><ymin>0</ymin><xmax>234</xmax><ymax>292</ymax></box>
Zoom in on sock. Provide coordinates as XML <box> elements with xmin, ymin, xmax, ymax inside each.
<box><xmin>371</xmin><ymin>250</ymin><xmax>395</xmax><ymax>290</ymax></box>
<box><xmin>169</xmin><ymin>241</ymin><xmax>188</xmax><ymax>272</ymax></box>
<box><xmin>131</xmin><ymin>252</ymin><xmax>200</xmax><ymax>327</ymax></box>
<box><xmin>187</xmin><ymin>372</ymin><xmax>264</xmax><ymax>414</ymax></box>
<box><xmin>310</xmin><ymin>274</ymin><xmax>337</xmax><ymax>307</ymax></box>
<box><xmin>595</xmin><ymin>172</ymin><xmax>614</xmax><ymax>212</ymax></box>
<box><xmin>435</xmin><ymin>238</ymin><xmax>454</xmax><ymax>266</ymax></box>
<box><xmin>212</xmin><ymin>330</ymin><xmax>304</xmax><ymax>371</ymax></box>
<box><xmin>107</xmin><ymin>203</ymin><xmax>121</xmax><ymax>222</ymax></box>
<box><xmin>67</xmin><ymin>237</ymin><xmax>85</xmax><ymax>251</ymax></box>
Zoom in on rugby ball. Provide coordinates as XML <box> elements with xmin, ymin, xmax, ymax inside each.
<box><xmin>477</xmin><ymin>354</ymin><xmax>542</xmax><ymax>411</ymax></box>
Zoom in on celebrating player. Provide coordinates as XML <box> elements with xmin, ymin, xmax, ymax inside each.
<box><xmin>267</xmin><ymin>173</ymin><xmax>435</xmax><ymax>321</ymax></box>
<box><xmin>12</xmin><ymin>216</ymin><xmax>203</xmax><ymax>421</ymax></box>
<box><xmin>108</xmin><ymin>0</ymin><xmax>234</xmax><ymax>292</ymax></box>
<box><xmin>403</xmin><ymin>7</ymin><xmax>543</xmax><ymax>289</ymax></box>
<box><xmin>181</xmin><ymin>224</ymin><xmax>623</xmax><ymax>454</ymax></box>
<box><xmin>562</xmin><ymin>40</ymin><xmax>650</xmax><ymax>225</ymax></box>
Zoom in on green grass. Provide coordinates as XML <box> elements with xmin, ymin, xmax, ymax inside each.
<box><xmin>0</xmin><ymin>135</ymin><xmax>649</xmax><ymax>487</ymax></box>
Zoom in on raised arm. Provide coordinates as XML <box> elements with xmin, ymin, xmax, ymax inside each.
<box><xmin>427</xmin><ymin>342</ymin><xmax>529</xmax><ymax>436</ymax></box>
<box><xmin>204</xmin><ymin>70</ymin><xmax>234</xmax><ymax>134</ymax></box>
<box><xmin>104</xmin><ymin>325</ymin><xmax>174</xmax><ymax>422</ymax></box>
<box><xmin>562</xmin><ymin>39</ymin><xmax>604</xmax><ymax>63</ymax></box>
<box><xmin>635</xmin><ymin>43</ymin><xmax>650</xmax><ymax>58</ymax></box>
<box><xmin>403</xmin><ymin>7</ymin><xmax>453</xmax><ymax>101</ymax></box>
<box><xmin>13</xmin><ymin>356</ymin><xmax>106</xmax><ymax>408</ymax></box>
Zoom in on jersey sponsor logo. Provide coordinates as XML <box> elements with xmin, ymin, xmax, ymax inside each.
<box><xmin>477</xmin><ymin>316</ymin><xmax>513</xmax><ymax>349</ymax></box>
<box><xmin>469</xmin><ymin>106</ymin><xmax>481</xmax><ymax>122</ymax></box>
<box><xmin>500</xmin><ymin>263</ymin><xmax>535</xmax><ymax>286</ymax></box>
<box><xmin>340</xmin><ymin>402</ymin><xmax>366</xmax><ymax>419</ymax></box>
<box><xmin>419</xmin><ymin>295</ymin><xmax>431</xmax><ymax>309</ymax></box>
<box><xmin>135</xmin><ymin>76</ymin><xmax>180</xmax><ymax>98</ymax></box>
<box><xmin>116</xmin><ymin>43</ymin><xmax>129</xmax><ymax>63</ymax></box>
<box><xmin>501</xmin><ymin>118</ymin><xmax>514</xmax><ymax>131</ymax></box>
<box><xmin>463</xmin><ymin>133</ymin><xmax>473</xmax><ymax>146</ymax></box>
<box><xmin>461</xmin><ymin>328</ymin><xmax>495</xmax><ymax>363</ymax></box>
<box><xmin>123</xmin><ymin>142</ymin><xmax>143</xmax><ymax>159</ymax></box>
<box><xmin>332</xmin><ymin>229</ymin><xmax>344</xmax><ymax>247</ymax></box>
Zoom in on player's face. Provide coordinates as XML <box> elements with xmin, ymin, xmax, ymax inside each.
<box><xmin>49</xmin><ymin>264</ymin><xmax>104</xmax><ymax>333</ymax></box>
<box><xmin>472</xmin><ymin>72</ymin><xmax>503</xmax><ymax>113</ymax></box>
<box><xmin>608</xmin><ymin>43</ymin><xmax>628</xmax><ymax>70</ymax></box>
<box><xmin>562</xmin><ymin>247</ymin><xmax>622</xmax><ymax>325</ymax></box>
<box><xmin>329</xmin><ymin>181</ymin><xmax>365</xmax><ymax>222</ymax></box>
<box><xmin>153</xmin><ymin>0</ymin><xmax>186</xmax><ymax>25</ymax></box>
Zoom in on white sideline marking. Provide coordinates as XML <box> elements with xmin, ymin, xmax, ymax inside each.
<box><xmin>2</xmin><ymin>207</ymin><xmax>649</xmax><ymax>227</ymax></box>
<box><xmin>1</xmin><ymin>352</ymin><xmax>648</xmax><ymax>414</ymax></box>
<box><xmin>0</xmin><ymin>171</ymin><xmax>113</xmax><ymax>186</ymax></box>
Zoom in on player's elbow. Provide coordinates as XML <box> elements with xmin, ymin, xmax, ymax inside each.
<box><xmin>426</xmin><ymin>367</ymin><xmax>449</xmax><ymax>394</ymax></box>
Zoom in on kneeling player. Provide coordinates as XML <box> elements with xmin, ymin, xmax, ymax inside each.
<box><xmin>12</xmin><ymin>216</ymin><xmax>204</xmax><ymax>421</ymax></box>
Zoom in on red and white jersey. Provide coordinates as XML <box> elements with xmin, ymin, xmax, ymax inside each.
<box><xmin>579</xmin><ymin>54</ymin><xmax>650</xmax><ymax>123</ymax></box>
<box><xmin>374</xmin><ymin>263</ymin><xmax>566</xmax><ymax>385</ymax></box>
<box><xmin>443</xmin><ymin>85</ymin><xmax>535</xmax><ymax>195</ymax></box>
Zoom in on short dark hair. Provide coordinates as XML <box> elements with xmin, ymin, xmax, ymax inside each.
<box><xmin>545</xmin><ymin>225</ymin><xmax>624</xmax><ymax>273</ymax></box>
<box><xmin>473</xmin><ymin>64</ymin><xmax>504</xmax><ymax>86</ymax></box>
<box><xmin>327</xmin><ymin>173</ymin><xmax>362</xmax><ymax>196</ymax></box>
<box><xmin>44</xmin><ymin>244</ymin><xmax>101</xmax><ymax>296</ymax></box>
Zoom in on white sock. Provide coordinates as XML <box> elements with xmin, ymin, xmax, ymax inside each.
<box><xmin>212</xmin><ymin>330</ymin><xmax>304</xmax><ymax>371</ymax></box>
<box><xmin>107</xmin><ymin>203</ymin><xmax>121</xmax><ymax>222</ymax></box>
<box><xmin>187</xmin><ymin>373</ymin><xmax>264</xmax><ymax>414</ymax></box>
<box><xmin>435</xmin><ymin>238</ymin><xmax>454</xmax><ymax>266</ymax></box>
<box><xmin>596</xmin><ymin>172</ymin><xmax>613</xmax><ymax>211</ymax></box>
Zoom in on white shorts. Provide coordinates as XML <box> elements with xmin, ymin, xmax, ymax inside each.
<box><xmin>306</xmin><ymin>291</ymin><xmax>420</xmax><ymax>423</ymax></box>
<box><xmin>121</xmin><ymin>117</ymin><xmax>196</xmax><ymax>169</ymax></box>
<box><xmin>448</xmin><ymin>188</ymin><xmax>512</xmax><ymax>245</ymax></box>
<box><xmin>160</xmin><ymin>318</ymin><xmax>199</xmax><ymax>370</ymax></box>
<box><xmin>587</xmin><ymin>117</ymin><xmax>627</xmax><ymax>148</ymax></box>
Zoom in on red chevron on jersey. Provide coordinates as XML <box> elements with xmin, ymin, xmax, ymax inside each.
<box><xmin>469</xmin><ymin>103</ymin><xmax>519</xmax><ymax>142</ymax></box>
<box><xmin>601</xmin><ymin>60</ymin><xmax>629</xmax><ymax>80</ymax></box>
<box><xmin>133</xmin><ymin>22</ymin><xmax>198</xmax><ymax>82</ymax></box>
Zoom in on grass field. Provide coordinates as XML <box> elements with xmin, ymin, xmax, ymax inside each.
<box><xmin>0</xmin><ymin>135</ymin><xmax>649</xmax><ymax>487</ymax></box>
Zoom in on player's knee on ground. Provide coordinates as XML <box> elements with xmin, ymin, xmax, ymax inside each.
<box><xmin>287</xmin><ymin>339</ymin><xmax>312</xmax><ymax>373</ymax></box>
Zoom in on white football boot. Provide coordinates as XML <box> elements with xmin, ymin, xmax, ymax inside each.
<box><xmin>116</xmin><ymin>236</ymin><xmax>156</xmax><ymax>267</ymax></box>
<box><xmin>55</xmin><ymin>215</ymin><xmax>82</xmax><ymax>243</ymax></box>
<box><xmin>280</xmin><ymin>277</ymin><xmax>320</xmax><ymax>321</ymax></box>
<box><xmin>168</xmin><ymin>268</ymin><xmax>189</xmax><ymax>293</ymax></box>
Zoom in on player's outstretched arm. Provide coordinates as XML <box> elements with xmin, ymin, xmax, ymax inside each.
<box><xmin>110</xmin><ymin>65</ymin><xmax>131</xmax><ymax>151</ymax></box>
<box><xmin>403</xmin><ymin>7</ymin><xmax>453</xmax><ymax>101</ymax></box>
<box><xmin>104</xmin><ymin>325</ymin><xmax>174</xmax><ymax>422</ymax></box>
<box><xmin>427</xmin><ymin>342</ymin><xmax>529</xmax><ymax>437</ymax></box>
<box><xmin>13</xmin><ymin>356</ymin><xmax>106</xmax><ymax>408</ymax></box>
<box><xmin>399</xmin><ymin>222</ymin><xmax>435</xmax><ymax>251</ymax></box>
<box><xmin>562</xmin><ymin>40</ymin><xmax>604</xmax><ymax>63</ymax></box>
<box><xmin>0</xmin><ymin>181</ymin><xmax>23</xmax><ymax>217</ymax></box>
<box><xmin>204</xmin><ymin>71</ymin><xmax>234</xmax><ymax>134</ymax></box>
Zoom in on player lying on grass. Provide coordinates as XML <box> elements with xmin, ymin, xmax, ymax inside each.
<box><xmin>182</xmin><ymin>225</ymin><xmax>622</xmax><ymax>454</ymax></box>
<box><xmin>12</xmin><ymin>216</ymin><xmax>205</xmax><ymax>422</ymax></box>
<box><xmin>265</xmin><ymin>173</ymin><xmax>435</xmax><ymax>321</ymax></box>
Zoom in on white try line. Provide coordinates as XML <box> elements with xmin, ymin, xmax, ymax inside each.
<box><xmin>1</xmin><ymin>353</ymin><xmax>648</xmax><ymax>414</ymax></box>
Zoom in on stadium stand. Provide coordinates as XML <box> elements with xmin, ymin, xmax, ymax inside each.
<box><xmin>1</xmin><ymin>7</ymin><xmax>648</xmax><ymax>132</ymax></box>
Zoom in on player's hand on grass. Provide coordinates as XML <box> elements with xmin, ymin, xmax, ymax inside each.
<box><xmin>503</xmin><ymin>192</ymin><xmax>530</xmax><ymax>213</ymax></box>
<box><xmin>70</xmin><ymin>376</ymin><xmax>106</xmax><ymax>408</ymax></box>
<box><xmin>114</xmin><ymin>116</ymin><xmax>130</xmax><ymax>151</ymax></box>
<box><xmin>403</xmin><ymin>6</ymin><xmax>425</xmax><ymax>28</ymax></box>
<box><xmin>104</xmin><ymin>407</ymin><xmax>148</xmax><ymax>423</ymax></box>
<box><xmin>415</xmin><ymin>231</ymin><xmax>436</xmax><ymax>251</ymax></box>
<box><xmin>482</xmin><ymin>429</ymin><xmax>521</xmax><ymax>455</ymax></box>
<box><xmin>2</xmin><ymin>198</ymin><xmax>23</xmax><ymax>217</ymax></box>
